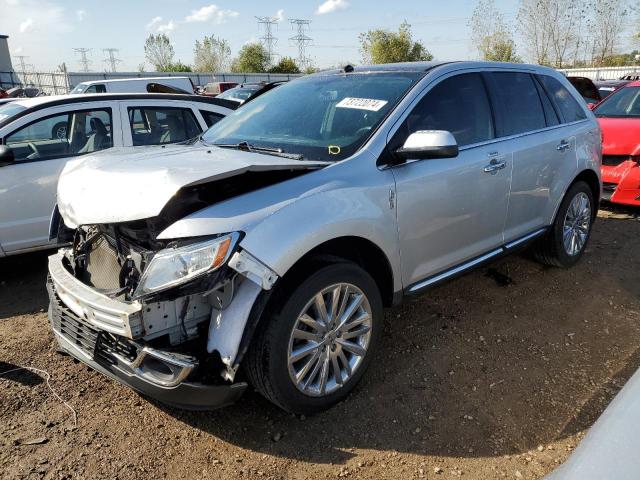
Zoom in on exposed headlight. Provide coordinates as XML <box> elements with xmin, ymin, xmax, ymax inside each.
<box><xmin>134</xmin><ymin>233</ymin><xmax>239</xmax><ymax>298</ymax></box>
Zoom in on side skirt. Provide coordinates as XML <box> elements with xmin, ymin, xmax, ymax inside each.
<box><xmin>405</xmin><ymin>227</ymin><xmax>548</xmax><ymax>296</ymax></box>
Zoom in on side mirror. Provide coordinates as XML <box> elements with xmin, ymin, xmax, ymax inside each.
<box><xmin>394</xmin><ymin>130</ymin><xmax>459</xmax><ymax>161</ymax></box>
<box><xmin>0</xmin><ymin>145</ymin><xmax>14</xmax><ymax>167</ymax></box>
<box><xmin>587</xmin><ymin>102</ymin><xmax>597</xmax><ymax>110</ymax></box>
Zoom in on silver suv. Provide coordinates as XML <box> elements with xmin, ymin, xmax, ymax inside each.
<box><xmin>47</xmin><ymin>61</ymin><xmax>601</xmax><ymax>414</ymax></box>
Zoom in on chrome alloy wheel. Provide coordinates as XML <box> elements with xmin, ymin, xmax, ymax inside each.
<box><xmin>562</xmin><ymin>192</ymin><xmax>591</xmax><ymax>256</ymax></box>
<box><xmin>287</xmin><ymin>283</ymin><xmax>373</xmax><ymax>397</ymax></box>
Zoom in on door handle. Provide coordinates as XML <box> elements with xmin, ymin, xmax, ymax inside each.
<box><xmin>483</xmin><ymin>159</ymin><xmax>506</xmax><ymax>173</ymax></box>
<box><xmin>557</xmin><ymin>140</ymin><xmax>571</xmax><ymax>151</ymax></box>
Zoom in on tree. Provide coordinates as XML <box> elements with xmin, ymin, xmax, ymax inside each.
<box><xmin>269</xmin><ymin>57</ymin><xmax>301</xmax><ymax>74</ymax></box>
<box><xmin>144</xmin><ymin>34</ymin><xmax>175</xmax><ymax>71</ymax></box>
<box><xmin>193</xmin><ymin>36</ymin><xmax>231</xmax><ymax>72</ymax></box>
<box><xmin>165</xmin><ymin>61</ymin><xmax>192</xmax><ymax>72</ymax></box>
<box><xmin>589</xmin><ymin>0</ymin><xmax>631</xmax><ymax>65</ymax></box>
<box><xmin>359</xmin><ymin>21</ymin><xmax>433</xmax><ymax>64</ymax></box>
<box><xmin>230</xmin><ymin>43</ymin><xmax>270</xmax><ymax>73</ymax></box>
<box><xmin>517</xmin><ymin>0</ymin><xmax>586</xmax><ymax>67</ymax></box>
<box><xmin>470</xmin><ymin>0</ymin><xmax>521</xmax><ymax>62</ymax></box>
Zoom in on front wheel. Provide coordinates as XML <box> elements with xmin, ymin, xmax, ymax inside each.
<box><xmin>532</xmin><ymin>180</ymin><xmax>595</xmax><ymax>267</ymax></box>
<box><xmin>245</xmin><ymin>262</ymin><xmax>383</xmax><ymax>414</ymax></box>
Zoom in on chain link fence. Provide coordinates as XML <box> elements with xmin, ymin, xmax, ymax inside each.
<box><xmin>1</xmin><ymin>70</ymin><xmax>302</xmax><ymax>95</ymax></box>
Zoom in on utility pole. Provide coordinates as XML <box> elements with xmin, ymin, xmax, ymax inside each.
<box><xmin>256</xmin><ymin>16</ymin><xmax>279</xmax><ymax>67</ymax></box>
<box><xmin>73</xmin><ymin>48</ymin><xmax>92</xmax><ymax>72</ymax></box>
<box><xmin>102</xmin><ymin>48</ymin><xmax>122</xmax><ymax>72</ymax></box>
<box><xmin>289</xmin><ymin>19</ymin><xmax>312</xmax><ymax>70</ymax></box>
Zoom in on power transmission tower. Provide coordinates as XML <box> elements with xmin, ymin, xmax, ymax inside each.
<box><xmin>13</xmin><ymin>55</ymin><xmax>30</xmax><ymax>72</ymax></box>
<box><xmin>289</xmin><ymin>19</ymin><xmax>312</xmax><ymax>70</ymax></box>
<box><xmin>256</xmin><ymin>16</ymin><xmax>279</xmax><ymax>67</ymax></box>
<box><xmin>73</xmin><ymin>48</ymin><xmax>92</xmax><ymax>72</ymax></box>
<box><xmin>102</xmin><ymin>48</ymin><xmax>122</xmax><ymax>72</ymax></box>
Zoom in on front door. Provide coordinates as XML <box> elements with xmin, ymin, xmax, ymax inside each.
<box><xmin>389</xmin><ymin>72</ymin><xmax>512</xmax><ymax>288</ymax></box>
<box><xmin>0</xmin><ymin>105</ymin><xmax>117</xmax><ymax>253</ymax></box>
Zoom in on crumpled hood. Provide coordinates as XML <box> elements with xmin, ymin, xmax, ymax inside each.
<box><xmin>598</xmin><ymin>117</ymin><xmax>640</xmax><ymax>156</ymax></box>
<box><xmin>57</xmin><ymin>144</ymin><xmax>327</xmax><ymax>228</ymax></box>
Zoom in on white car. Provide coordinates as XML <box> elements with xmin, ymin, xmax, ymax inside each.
<box><xmin>0</xmin><ymin>93</ymin><xmax>236</xmax><ymax>256</ymax></box>
<box><xmin>70</xmin><ymin>77</ymin><xmax>195</xmax><ymax>95</ymax></box>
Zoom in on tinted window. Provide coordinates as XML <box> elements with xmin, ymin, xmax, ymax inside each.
<box><xmin>128</xmin><ymin>107</ymin><xmax>201</xmax><ymax>146</ymax></box>
<box><xmin>398</xmin><ymin>73</ymin><xmax>494</xmax><ymax>147</ymax></box>
<box><xmin>147</xmin><ymin>83</ymin><xmax>190</xmax><ymax>94</ymax></box>
<box><xmin>534</xmin><ymin>77</ymin><xmax>560</xmax><ymax>127</ymax></box>
<box><xmin>200</xmin><ymin>110</ymin><xmax>224</xmax><ymax>128</ymax></box>
<box><xmin>5</xmin><ymin>108</ymin><xmax>112</xmax><ymax>162</ymax></box>
<box><xmin>537</xmin><ymin>75</ymin><xmax>587</xmax><ymax>123</ymax></box>
<box><xmin>486</xmin><ymin>72</ymin><xmax>546</xmax><ymax>136</ymax></box>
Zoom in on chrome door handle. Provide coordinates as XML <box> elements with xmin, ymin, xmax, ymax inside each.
<box><xmin>557</xmin><ymin>141</ymin><xmax>571</xmax><ymax>151</ymax></box>
<box><xmin>483</xmin><ymin>159</ymin><xmax>506</xmax><ymax>173</ymax></box>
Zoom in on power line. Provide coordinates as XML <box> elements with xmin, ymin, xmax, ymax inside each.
<box><xmin>73</xmin><ymin>48</ymin><xmax>92</xmax><ymax>72</ymax></box>
<box><xmin>256</xmin><ymin>16</ymin><xmax>279</xmax><ymax>67</ymax></box>
<box><xmin>13</xmin><ymin>55</ymin><xmax>32</xmax><ymax>72</ymax></box>
<box><xmin>289</xmin><ymin>19</ymin><xmax>313</xmax><ymax>69</ymax></box>
<box><xmin>102</xmin><ymin>48</ymin><xmax>122</xmax><ymax>72</ymax></box>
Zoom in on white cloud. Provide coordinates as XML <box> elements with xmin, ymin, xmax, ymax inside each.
<box><xmin>275</xmin><ymin>9</ymin><xmax>285</xmax><ymax>22</ymax></box>
<box><xmin>13</xmin><ymin>47</ymin><xmax>23</xmax><ymax>54</ymax></box>
<box><xmin>76</xmin><ymin>9</ymin><xmax>85</xmax><ymax>21</ymax></box>
<box><xmin>185</xmin><ymin>4</ymin><xmax>239</xmax><ymax>24</ymax></box>
<box><xmin>315</xmin><ymin>0</ymin><xmax>349</xmax><ymax>15</ymax></box>
<box><xmin>19</xmin><ymin>18</ymin><xmax>34</xmax><ymax>32</ymax></box>
<box><xmin>157</xmin><ymin>20</ymin><xmax>176</xmax><ymax>34</ymax></box>
<box><xmin>146</xmin><ymin>16</ymin><xmax>163</xmax><ymax>30</ymax></box>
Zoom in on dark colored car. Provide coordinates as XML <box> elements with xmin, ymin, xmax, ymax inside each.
<box><xmin>216</xmin><ymin>81</ymin><xmax>285</xmax><ymax>104</ymax></box>
<box><xmin>567</xmin><ymin>76</ymin><xmax>602</xmax><ymax>106</ymax></box>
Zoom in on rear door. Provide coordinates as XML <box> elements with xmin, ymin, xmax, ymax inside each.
<box><xmin>0</xmin><ymin>102</ymin><xmax>121</xmax><ymax>253</ymax></box>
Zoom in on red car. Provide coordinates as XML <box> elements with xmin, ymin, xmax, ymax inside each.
<box><xmin>592</xmin><ymin>80</ymin><xmax>640</xmax><ymax>206</ymax></box>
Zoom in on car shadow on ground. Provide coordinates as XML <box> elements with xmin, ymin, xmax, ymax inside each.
<box><xmin>0</xmin><ymin>361</ymin><xmax>44</xmax><ymax>386</ymax></box>
<box><xmin>0</xmin><ymin>250</ymin><xmax>51</xmax><ymax>319</ymax></box>
<box><xmin>153</xmin><ymin>212</ymin><xmax>640</xmax><ymax>463</ymax></box>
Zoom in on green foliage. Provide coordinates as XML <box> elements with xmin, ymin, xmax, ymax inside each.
<box><xmin>483</xmin><ymin>34</ymin><xmax>523</xmax><ymax>62</ymax></box>
<box><xmin>231</xmin><ymin>43</ymin><xmax>270</xmax><ymax>73</ymax></box>
<box><xmin>144</xmin><ymin>34</ymin><xmax>175</xmax><ymax>71</ymax></box>
<box><xmin>268</xmin><ymin>57</ymin><xmax>301</xmax><ymax>74</ymax></box>
<box><xmin>359</xmin><ymin>21</ymin><xmax>433</xmax><ymax>64</ymax></box>
<box><xmin>164</xmin><ymin>61</ymin><xmax>193</xmax><ymax>72</ymax></box>
<box><xmin>304</xmin><ymin>66</ymin><xmax>319</xmax><ymax>74</ymax></box>
<box><xmin>601</xmin><ymin>50</ymin><xmax>640</xmax><ymax>66</ymax></box>
<box><xmin>471</xmin><ymin>0</ymin><xmax>521</xmax><ymax>63</ymax></box>
<box><xmin>193</xmin><ymin>36</ymin><xmax>231</xmax><ymax>72</ymax></box>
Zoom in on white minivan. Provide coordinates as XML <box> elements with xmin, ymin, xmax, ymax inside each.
<box><xmin>70</xmin><ymin>77</ymin><xmax>195</xmax><ymax>95</ymax></box>
<box><xmin>0</xmin><ymin>93</ymin><xmax>236</xmax><ymax>256</ymax></box>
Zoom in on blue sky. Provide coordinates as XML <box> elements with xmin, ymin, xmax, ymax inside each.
<box><xmin>0</xmin><ymin>0</ymin><xmax>636</xmax><ymax>72</ymax></box>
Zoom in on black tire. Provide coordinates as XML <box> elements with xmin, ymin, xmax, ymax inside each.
<box><xmin>532</xmin><ymin>180</ymin><xmax>595</xmax><ymax>268</ymax></box>
<box><xmin>244</xmin><ymin>261</ymin><xmax>383</xmax><ymax>414</ymax></box>
<box><xmin>51</xmin><ymin>122</ymin><xmax>67</xmax><ymax>140</ymax></box>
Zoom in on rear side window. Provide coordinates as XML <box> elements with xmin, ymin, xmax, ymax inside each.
<box><xmin>537</xmin><ymin>75</ymin><xmax>587</xmax><ymax>123</ymax></box>
<box><xmin>128</xmin><ymin>107</ymin><xmax>201</xmax><ymax>146</ymax></box>
<box><xmin>485</xmin><ymin>72</ymin><xmax>546</xmax><ymax>136</ymax></box>
<box><xmin>533</xmin><ymin>78</ymin><xmax>560</xmax><ymax>127</ymax></box>
<box><xmin>200</xmin><ymin>110</ymin><xmax>224</xmax><ymax>128</ymax></box>
<box><xmin>398</xmin><ymin>73</ymin><xmax>494</xmax><ymax>147</ymax></box>
<box><xmin>85</xmin><ymin>84</ymin><xmax>106</xmax><ymax>94</ymax></box>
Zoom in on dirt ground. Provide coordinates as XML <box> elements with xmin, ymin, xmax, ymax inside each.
<box><xmin>1</xmin><ymin>204</ymin><xmax>639</xmax><ymax>480</ymax></box>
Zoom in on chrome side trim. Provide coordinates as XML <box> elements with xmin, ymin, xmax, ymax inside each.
<box><xmin>408</xmin><ymin>248</ymin><xmax>503</xmax><ymax>293</ymax></box>
<box><xmin>504</xmin><ymin>228</ymin><xmax>547</xmax><ymax>249</ymax></box>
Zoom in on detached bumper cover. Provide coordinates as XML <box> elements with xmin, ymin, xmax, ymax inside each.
<box><xmin>601</xmin><ymin>160</ymin><xmax>640</xmax><ymax>206</ymax></box>
<box><xmin>46</xmin><ymin>253</ymin><xmax>247</xmax><ymax>410</ymax></box>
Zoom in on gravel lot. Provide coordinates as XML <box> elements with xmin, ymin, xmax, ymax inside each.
<box><xmin>1</xmin><ymin>205</ymin><xmax>639</xmax><ymax>480</ymax></box>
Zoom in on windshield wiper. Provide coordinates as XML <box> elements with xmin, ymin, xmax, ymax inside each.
<box><xmin>213</xmin><ymin>141</ymin><xmax>305</xmax><ymax>160</ymax></box>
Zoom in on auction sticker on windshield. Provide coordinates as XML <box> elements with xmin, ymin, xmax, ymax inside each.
<box><xmin>336</xmin><ymin>97</ymin><xmax>388</xmax><ymax>111</ymax></box>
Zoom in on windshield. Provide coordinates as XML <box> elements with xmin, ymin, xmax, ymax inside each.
<box><xmin>217</xmin><ymin>86</ymin><xmax>260</xmax><ymax>102</ymax></box>
<box><xmin>0</xmin><ymin>103</ymin><xmax>27</xmax><ymax>122</ymax></box>
<box><xmin>70</xmin><ymin>84</ymin><xmax>87</xmax><ymax>94</ymax></box>
<box><xmin>594</xmin><ymin>86</ymin><xmax>640</xmax><ymax>118</ymax></box>
<box><xmin>202</xmin><ymin>72</ymin><xmax>422</xmax><ymax>161</ymax></box>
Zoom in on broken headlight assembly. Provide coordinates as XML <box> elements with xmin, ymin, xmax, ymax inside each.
<box><xmin>133</xmin><ymin>233</ymin><xmax>240</xmax><ymax>298</ymax></box>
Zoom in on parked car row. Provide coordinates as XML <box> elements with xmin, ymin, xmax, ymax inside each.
<box><xmin>34</xmin><ymin>61</ymin><xmax>602</xmax><ymax>414</ymax></box>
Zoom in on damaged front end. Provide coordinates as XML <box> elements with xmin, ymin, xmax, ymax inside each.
<box><xmin>47</xmin><ymin>221</ymin><xmax>278</xmax><ymax>409</ymax></box>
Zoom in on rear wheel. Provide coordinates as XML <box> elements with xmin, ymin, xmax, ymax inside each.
<box><xmin>245</xmin><ymin>261</ymin><xmax>383</xmax><ymax>414</ymax></box>
<box><xmin>532</xmin><ymin>181</ymin><xmax>594</xmax><ymax>267</ymax></box>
